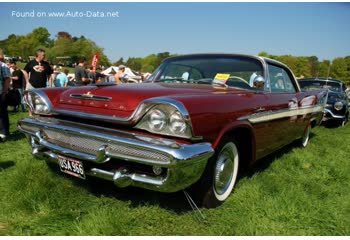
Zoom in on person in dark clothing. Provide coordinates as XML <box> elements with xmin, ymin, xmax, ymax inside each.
<box><xmin>74</xmin><ymin>57</ymin><xmax>91</xmax><ymax>86</ymax></box>
<box><xmin>23</xmin><ymin>49</ymin><xmax>53</xmax><ymax>89</ymax></box>
<box><xmin>87</xmin><ymin>66</ymin><xmax>97</xmax><ymax>84</ymax></box>
<box><xmin>10</xmin><ymin>61</ymin><xmax>24</xmax><ymax>89</ymax></box>
<box><xmin>0</xmin><ymin>48</ymin><xmax>11</xmax><ymax>140</ymax></box>
<box><xmin>9</xmin><ymin>61</ymin><xmax>26</xmax><ymax>112</ymax></box>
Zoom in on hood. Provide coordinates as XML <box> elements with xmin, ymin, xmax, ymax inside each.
<box><xmin>327</xmin><ymin>91</ymin><xmax>347</xmax><ymax>104</ymax></box>
<box><xmin>57</xmin><ymin>83</ymin><xmax>248</xmax><ymax>112</ymax></box>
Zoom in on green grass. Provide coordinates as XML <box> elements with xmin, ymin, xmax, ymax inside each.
<box><xmin>0</xmin><ymin>111</ymin><xmax>349</xmax><ymax>235</ymax></box>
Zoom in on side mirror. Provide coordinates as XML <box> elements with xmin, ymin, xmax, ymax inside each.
<box><xmin>253</xmin><ymin>75</ymin><xmax>265</xmax><ymax>90</ymax></box>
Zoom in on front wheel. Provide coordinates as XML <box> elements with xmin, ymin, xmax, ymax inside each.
<box><xmin>192</xmin><ymin>139</ymin><xmax>240</xmax><ymax>208</ymax></box>
<box><xmin>212</xmin><ymin>142</ymin><xmax>239</xmax><ymax>202</ymax></box>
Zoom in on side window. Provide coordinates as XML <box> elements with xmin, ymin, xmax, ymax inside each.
<box><xmin>342</xmin><ymin>84</ymin><xmax>346</xmax><ymax>92</ymax></box>
<box><xmin>282</xmin><ymin>69</ymin><xmax>296</xmax><ymax>93</ymax></box>
<box><xmin>268</xmin><ymin>64</ymin><xmax>296</xmax><ymax>93</ymax></box>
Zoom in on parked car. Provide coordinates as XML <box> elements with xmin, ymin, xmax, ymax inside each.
<box><xmin>18</xmin><ymin>54</ymin><xmax>327</xmax><ymax>208</ymax></box>
<box><xmin>298</xmin><ymin>78</ymin><xmax>349</xmax><ymax>127</ymax></box>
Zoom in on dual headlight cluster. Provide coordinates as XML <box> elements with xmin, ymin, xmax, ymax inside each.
<box><xmin>135</xmin><ymin>105</ymin><xmax>192</xmax><ymax>139</ymax></box>
<box><xmin>25</xmin><ymin>91</ymin><xmax>52</xmax><ymax>115</ymax></box>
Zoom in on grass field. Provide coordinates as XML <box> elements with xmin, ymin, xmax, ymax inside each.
<box><xmin>0</xmin><ymin>111</ymin><xmax>349</xmax><ymax>236</ymax></box>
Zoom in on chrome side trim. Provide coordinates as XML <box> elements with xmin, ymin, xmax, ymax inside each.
<box><xmin>238</xmin><ymin>105</ymin><xmax>323</xmax><ymax>124</ymax></box>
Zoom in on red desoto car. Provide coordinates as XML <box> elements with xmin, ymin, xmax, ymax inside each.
<box><xmin>18</xmin><ymin>54</ymin><xmax>327</xmax><ymax>208</ymax></box>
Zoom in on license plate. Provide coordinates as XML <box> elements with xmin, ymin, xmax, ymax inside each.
<box><xmin>58</xmin><ymin>155</ymin><xmax>85</xmax><ymax>179</ymax></box>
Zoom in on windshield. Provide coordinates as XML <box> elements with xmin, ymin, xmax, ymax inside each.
<box><xmin>146</xmin><ymin>56</ymin><xmax>264</xmax><ymax>90</ymax></box>
<box><xmin>299</xmin><ymin>80</ymin><xmax>342</xmax><ymax>93</ymax></box>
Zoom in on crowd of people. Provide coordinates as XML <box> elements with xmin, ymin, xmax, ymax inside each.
<box><xmin>0</xmin><ymin>48</ymin><xmax>136</xmax><ymax>142</ymax></box>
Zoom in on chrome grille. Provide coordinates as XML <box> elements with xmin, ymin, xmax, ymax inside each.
<box><xmin>43</xmin><ymin>129</ymin><xmax>103</xmax><ymax>155</ymax></box>
<box><xmin>108</xmin><ymin>145</ymin><xmax>170</xmax><ymax>163</ymax></box>
<box><xmin>40</xmin><ymin>128</ymin><xmax>170</xmax><ymax>163</ymax></box>
<box><xmin>20</xmin><ymin>124</ymin><xmax>40</xmax><ymax>134</ymax></box>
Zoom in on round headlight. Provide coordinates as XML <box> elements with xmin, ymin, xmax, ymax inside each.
<box><xmin>31</xmin><ymin>94</ymin><xmax>51</xmax><ymax>114</ymax></box>
<box><xmin>334</xmin><ymin>101</ymin><xmax>344</xmax><ymax>111</ymax></box>
<box><xmin>170</xmin><ymin>111</ymin><xmax>187</xmax><ymax>134</ymax></box>
<box><xmin>148</xmin><ymin>109</ymin><xmax>166</xmax><ymax>132</ymax></box>
<box><xmin>35</xmin><ymin>104</ymin><xmax>44</xmax><ymax>112</ymax></box>
<box><xmin>34</xmin><ymin>97</ymin><xmax>42</xmax><ymax>105</ymax></box>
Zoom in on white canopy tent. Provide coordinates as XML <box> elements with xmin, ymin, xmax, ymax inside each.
<box><xmin>101</xmin><ymin>66</ymin><xmax>135</xmax><ymax>76</ymax></box>
<box><xmin>101</xmin><ymin>66</ymin><xmax>142</xmax><ymax>83</ymax></box>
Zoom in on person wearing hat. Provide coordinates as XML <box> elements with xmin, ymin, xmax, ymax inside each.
<box><xmin>115</xmin><ymin>65</ymin><xmax>129</xmax><ymax>84</ymax></box>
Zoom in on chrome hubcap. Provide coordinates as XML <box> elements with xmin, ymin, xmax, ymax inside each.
<box><xmin>213</xmin><ymin>142</ymin><xmax>238</xmax><ymax>200</ymax></box>
<box><xmin>214</xmin><ymin>153</ymin><xmax>234</xmax><ymax>195</ymax></box>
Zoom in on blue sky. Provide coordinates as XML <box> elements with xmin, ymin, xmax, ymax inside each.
<box><xmin>0</xmin><ymin>2</ymin><xmax>349</xmax><ymax>62</ymax></box>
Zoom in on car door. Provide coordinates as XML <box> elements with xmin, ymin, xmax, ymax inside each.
<box><xmin>264</xmin><ymin>63</ymin><xmax>302</xmax><ymax>152</ymax></box>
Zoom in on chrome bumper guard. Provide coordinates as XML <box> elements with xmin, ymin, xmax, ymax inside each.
<box><xmin>18</xmin><ymin>116</ymin><xmax>214</xmax><ymax>192</ymax></box>
<box><xmin>324</xmin><ymin>109</ymin><xmax>346</xmax><ymax>120</ymax></box>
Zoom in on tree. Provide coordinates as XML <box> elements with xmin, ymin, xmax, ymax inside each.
<box><xmin>258</xmin><ymin>51</ymin><xmax>269</xmax><ymax>57</ymax></box>
<box><xmin>141</xmin><ymin>65</ymin><xmax>155</xmax><ymax>73</ymax></box>
<box><xmin>28</xmin><ymin>27</ymin><xmax>51</xmax><ymax>47</ymax></box>
<box><xmin>317</xmin><ymin>60</ymin><xmax>331</xmax><ymax>78</ymax></box>
<box><xmin>295</xmin><ymin>57</ymin><xmax>311</xmax><ymax>78</ymax></box>
<box><xmin>57</xmin><ymin>31</ymin><xmax>72</xmax><ymax>39</ymax></box>
<box><xmin>126</xmin><ymin>57</ymin><xmax>142</xmax><ymax>71</ymax></box>
<box><xmin>114</xmin><ymin>57</ymin><xmax>125</xmax><ymax>66</ymax></box>
<box><xmin>156</xmin><ymin>52</ymin><xmax>170</xmax><ymax>66</ymax></box>
<box><xmin>308</xmin><ymin>56</ymin><xmax>319</xmax><ymax>77</ymax></box>
<box><xmin>330</xmin><ymin>58</ymin><xmax>348</xmax><ymax>80</ymax></box>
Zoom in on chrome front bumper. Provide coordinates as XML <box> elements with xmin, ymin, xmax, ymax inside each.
<box><xmin>18</xmin><ymin>116</ymin><xmax>214</xmax><ymax>192</ymax></box>
<box><xmin>323</xmin><ymin>108</ymin><xmax>347</xmax><ymax>120</ymax></box>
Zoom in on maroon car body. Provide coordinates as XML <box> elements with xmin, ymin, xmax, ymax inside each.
<box><xmin>19</xmin><ymin>54</ymin><xmax>327</xmax><ymax>208</ymax></box>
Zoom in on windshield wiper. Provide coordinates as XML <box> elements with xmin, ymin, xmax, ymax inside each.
<box><xmin>157</xmin><ymin>78</ymin><xmax>214</xmax><ymax>85</ymax></box>
<box><xmin>157</xmin><ymin>78</ymin><xmax>190</xmax><ymax>83</ymax></box>
<box><xmin>191</xmin><ymin>78</ymin><xmax>213</xmax><ymax>84</ymax></box>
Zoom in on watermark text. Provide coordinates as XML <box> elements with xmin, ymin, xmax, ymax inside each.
<box><xmin>11</xmin><ymin>10</ymin><xmax>120</xmax><ymax>18</ymax></box>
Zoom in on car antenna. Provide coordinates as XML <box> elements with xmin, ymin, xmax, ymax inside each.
<box><xmin>326</xmin><ymin>61</ymin><xmax>331</xmax><ymax>80</ymax></box>
<box><xmin>183</xmin><ymin>190</ymin><xmax>206</xmax><ymax>222</ymax></box>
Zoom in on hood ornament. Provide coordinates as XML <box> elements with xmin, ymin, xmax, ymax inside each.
<box><xmin>70</xmin><ymin>92</ymin><xmax>112</xmax><ymax>102</ymax></box>
<box><xmin>82</xmin><ymin>91</ymin><xmax>94</xmax><ymax>98</ymax></box>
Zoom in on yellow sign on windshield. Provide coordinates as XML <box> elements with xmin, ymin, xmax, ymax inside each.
<box><xmin>214</xmin><ymin>73</ymin><xmax>230</xmax><ymax>81</ymax></box>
